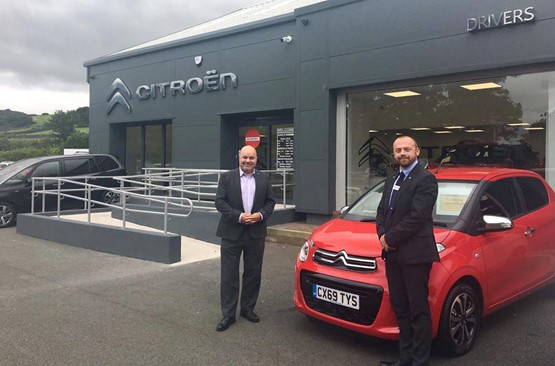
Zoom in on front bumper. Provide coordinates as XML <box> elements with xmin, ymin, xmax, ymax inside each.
<box><xmin>294</xmin><ymin>258</ymin><xmax>400</xmax><ymax>340</ymax></box>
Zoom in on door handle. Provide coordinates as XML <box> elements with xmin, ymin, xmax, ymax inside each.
<box><xmin>524</xmin><ymin>227</ymin><xmax>535</xmax><ymax>236</ymax></box>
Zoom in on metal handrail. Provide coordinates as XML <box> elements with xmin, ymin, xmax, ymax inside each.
<box><xmin>29</xmin><ymin>168</ymin><xmax>295</xmax><ymax>234</ymax></box>
<box><xmin>31</xmin><ymin>176</ymin><xmax>195</xmax><ymax>235</ymax></box>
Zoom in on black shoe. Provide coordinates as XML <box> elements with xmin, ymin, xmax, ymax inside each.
<box><xmin>240</xmin><ymin>310</ymin><xmax>260</xmax><ymax>323</ymax></box>
<box><xmin>379</xmin><ymin>362</ymin><xmax>400</xmax><ymax>366</ymax></box>
<box><xmin>216</xmin><ymin>316</ymin><xmax>236</xmax><ymax>331</ymax></box>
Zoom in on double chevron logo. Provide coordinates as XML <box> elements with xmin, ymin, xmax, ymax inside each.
<box><xmin>106</xmin><ymin>78</ymin><xmax>132</xmax><ymax>115</ymax></box>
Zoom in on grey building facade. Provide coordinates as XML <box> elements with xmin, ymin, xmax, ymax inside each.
<box><xmin>85</xmin><ymin>0</ymin><xmax>555</xmax><ymax>223</ymax></box>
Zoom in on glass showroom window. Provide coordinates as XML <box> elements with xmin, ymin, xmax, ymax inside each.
<box><xmin>345</xmin><ymin>70</ymin><xmax>555</xmax><ymax>204</ymax></box>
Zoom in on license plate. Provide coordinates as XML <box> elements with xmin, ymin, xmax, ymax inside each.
<box><xmin>312</xmin><ymin>284</ymin><xmax>360</xmax><ymax>310</ymax></box>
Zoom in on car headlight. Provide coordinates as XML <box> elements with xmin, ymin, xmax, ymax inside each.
<box><xmin>299</xmin><ymin>240</ymin><xmax>310</xmax><ymax>262</ymax></box>
<box><xmin>436</xmin><ymin>243</ymin><xmax>446</xmax><ymax>253</ymax></box>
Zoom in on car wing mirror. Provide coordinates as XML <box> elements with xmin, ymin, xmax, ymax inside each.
<box><xmin>480</xmin><ymin>215</ymin><xmax>513</xmax><ymax>232</ymax></box>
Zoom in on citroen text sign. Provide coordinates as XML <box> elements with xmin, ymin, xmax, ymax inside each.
<box><xmin>105</xmin><ymin>70</ymin><xmax>238</xmax><ymax>115</ymax></box>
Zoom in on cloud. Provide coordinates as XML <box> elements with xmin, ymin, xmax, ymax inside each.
<box><xmin>0</xmin><ymin>0</ymin><xmax>263</xmax><ymax>114</ymax></box>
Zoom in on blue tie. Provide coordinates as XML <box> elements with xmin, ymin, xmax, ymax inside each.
<box><xmin>385</xmin><ymin>171</ymin><xmax>405</xmax><ymax>231</ymax></box>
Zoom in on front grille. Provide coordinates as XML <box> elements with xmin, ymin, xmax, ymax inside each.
<box><xmin>313</xmin><ymin>249</ymin><xmax>377</xmax><ymax>272</ymax></box>
<box><xmin>300</xmin><ymin>270</ymin><xmax>383</xmax><ymax>325</ymax></box>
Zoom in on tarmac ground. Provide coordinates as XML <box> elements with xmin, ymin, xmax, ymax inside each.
<box><xmin>1</xmin><ymin>226</ymin><xmax>554</xmax><ymax>365</ymax></box>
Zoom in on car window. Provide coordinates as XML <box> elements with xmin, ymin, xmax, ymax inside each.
<box><xmin>93</xmin><ymin>156</ymin><xmax>119</xmax><ymax>172</ymax></box>
<box><xmin>32</xmin><ymin>161</ymin><xmax>60</xmax><ymax>177</ymax></box>
<box><xmin>6</xmin><ymin>167</ymin><xmax>33</xmax><ymax>183</ymax></box>
<box><xmin>345</xmin><ymin>179</ymin><xmax>477</xmax><ymax>227</ymax></box>
<box><xmin>64</xmin><ymin>158</ymin><xmax>91</xmax><ymax>176</ymax></box>
<box><xmin>479</xmin><ymin>178</ymin><xmax>519</xmax><ymax>218</ymax></box>
<box><xmin>516</xmin><ymin>177</ymin><xmax>548</xmax><ymax>212</ymax></box>
<box><xmin>434</xmin><ymin>182</ymin><xmax>477</xmax><ymax>222</ymax></box>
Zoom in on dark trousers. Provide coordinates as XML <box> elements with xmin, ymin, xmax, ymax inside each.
<box><xmin>385</xmin><ymin>261</ymin><xmax>433</xmax><ymax>366</ymax></box>
<box><xmin>220</xmin><ymin>229</ymin><xmax>265</xmax><ymax>318</ymax></box>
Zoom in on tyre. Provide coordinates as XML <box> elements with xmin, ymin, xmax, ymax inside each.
<box><xmin>435</xmin><ymin>282</ymin><xmax>482</xmax><ymax>356</ymax></box>
<box><xmin>0</xmin><ymin>202</ymin><xmax>16</xmax><ymax>228</ymax></box>
<box><xmin>102</xmin><ymin>190</ymin><xmax>119</xmax><ymax>204</ymax></box>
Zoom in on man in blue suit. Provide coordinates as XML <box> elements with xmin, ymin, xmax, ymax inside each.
<box><xmin>376</xmin><ymin>136</ymin><xmax>439</xmax><ymax>366</ymax></box>
<box><xmin>215</xmin><ymin>145</ymin><xmax>276</xmax><ymax>331</ymax></box>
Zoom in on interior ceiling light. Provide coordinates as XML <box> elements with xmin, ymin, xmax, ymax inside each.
<box><xmin>410</xmin><ymin>127</ymin><xmax>431</xmax><ymax>131</ymax></box>
<box><xmin>444</xmin><ymin>125</ymin><xmax>465</xmax><ymax>129</ymax></box>
<box><xmin>433</xmin><ymin>131</ymin><xmax>452</xmax><ymax>134</ymax></box>
<box><xmin>525</xmin><ymin>127</ymin><xmax>545</xmax><ymax>130</ymax></box>
<box><xmin>507</xmin><ymin>122</ymin><xmax>531</xmax><ymax>126</ymax></box>
<box><xmin>465</xmin><ymin>129</ymin><xmax>485</xmax><ymax>133</ymax></box>
<box><xmin>368</xmin><ymin>129</ymin><xmax>379</xmax><ymax>133</ymax></box>
<box><xmin>384</xmin><ymin>90</ymin><xmax>421</xmax><ymax>97</ymax></box>
<box><xmin>460</xmin><ymin>82</ymin><xmax>502</xmax><ymax>90</ymax></box>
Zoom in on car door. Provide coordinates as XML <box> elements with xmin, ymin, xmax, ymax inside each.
<box><xmin>514</xmin><ymin>176</ymin><xmax>554</xmax><ymax>285</ymax></box>
<box><xmin>31</xmin><ymin>161</ymin><xmax>62</xmax><ymax>212</ymax></box>
<box><xmin>475</xmin><ymin>177</ymin><xmax>530</xmax><ymax>308</ymax></box>
<box><xmin>62</xmin><ymin>157</ymin><xmax>92</xmax><ymax>209</ymax></box>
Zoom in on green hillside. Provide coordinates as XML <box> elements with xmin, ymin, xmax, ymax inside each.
<box><xmin>0</xmin><ymin>108</ymin><xmax>89</xmax><ymax>161</ymax></box>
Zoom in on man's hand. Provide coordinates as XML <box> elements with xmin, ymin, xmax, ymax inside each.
<box><xmin>380</xmin><ymin>234</ymin><xmax>396</xmax><ymax>252</ymax></box>
<box><xmin>242</xmin><ymin>212</ymin><xmax>261</xmax><ymax>225</ymax></box>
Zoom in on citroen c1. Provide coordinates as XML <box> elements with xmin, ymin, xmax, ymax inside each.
<box><xmin>294</xmin><ymin>166</ymin><xmax>555</xmax><ymax>355</ymax></box>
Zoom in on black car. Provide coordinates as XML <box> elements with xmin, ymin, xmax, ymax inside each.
<box><xmin>0</xmin><ymin>154</ymin><xmax>125</xmax><ymax>228</ymax></box>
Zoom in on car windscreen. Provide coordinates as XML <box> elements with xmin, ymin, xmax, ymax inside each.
<box><xmin>343</xmin><ymin>179</ymin><xmax>478</xmax><ymax>227</ymax></box>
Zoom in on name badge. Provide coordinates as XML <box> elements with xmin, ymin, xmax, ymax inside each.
<box><xmin>393</xmin><ymin>184</ymin><xmax>401</xmax><ymax>191</ymax></box>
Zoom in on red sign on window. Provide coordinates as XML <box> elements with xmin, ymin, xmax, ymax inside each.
<box><xmin>245</xmin><ymin>128</ymin><xmax>261</xmax><ymax>148</ymax></box>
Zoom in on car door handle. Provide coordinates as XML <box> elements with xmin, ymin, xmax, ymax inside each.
<box><xmin>524</xmin><ymin>227</ymin><xmax>535</xmax><ymax>236</ymax></box>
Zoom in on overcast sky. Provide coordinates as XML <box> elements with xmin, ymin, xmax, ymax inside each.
<box><xmin>0</xmin><ymin>0</ymin><xmax>264</xmax><ymax>115</ymax></box>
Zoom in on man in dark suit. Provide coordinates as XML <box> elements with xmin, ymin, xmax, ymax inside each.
<box><xmin>376</xmin><ymin>136</ymin><xmax>439</xmax><ymax>366</ymax></box>
<box><xmin>214</xmin><ymin>145</ymin><xmax>276</xmax><ymax>332</ymax></box>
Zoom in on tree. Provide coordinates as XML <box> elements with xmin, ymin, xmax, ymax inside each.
<box><xmin>75</xmin><ymin>106</ymin><xmax>89</xmax><ymax>127</ymax></box>
<box><xmin>49</xmin><ymin>110</ymin><xmax>76</xmax><ymax>141</ymax></box>
<box><xmin>63</xmin><ymin>131</ymin><xmax>89</xmax><ymax>148</ymax></box>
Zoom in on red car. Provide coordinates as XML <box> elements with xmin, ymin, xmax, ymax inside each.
<box><xmin>294</xmin><ymin>167</ymin><xmax>555</xmax><ymax>355</ymax></box>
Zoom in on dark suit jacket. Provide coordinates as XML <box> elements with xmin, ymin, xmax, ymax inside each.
<box><xmin>215</xmin><ymin>168</ymin><xmax>276</xmax><ymax>241</ymax></box>
<box><xmin>376</xmin><ymin>163</ymin><xmax>439</xmax><ymax>264</ymax></box>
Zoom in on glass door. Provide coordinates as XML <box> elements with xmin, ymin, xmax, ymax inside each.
<box><xmin>124</xmin><ymin>122</ymin><xmax>172</xmax><ymax>175</ymax></box>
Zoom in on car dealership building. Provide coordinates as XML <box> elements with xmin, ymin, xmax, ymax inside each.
<box><xmin>84</xmin><ymin>0</ymin><xmax>555</xmax><ymax>223</ymax></box>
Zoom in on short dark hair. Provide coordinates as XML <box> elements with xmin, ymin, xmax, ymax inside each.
<box><xmin>394</xmin><ymin>135</ymin><xmax>419</xmax><ymax>148</ymax></box>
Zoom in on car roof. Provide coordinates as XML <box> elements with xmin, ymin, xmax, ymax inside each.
<box><xmin>429</xmin><ymin>166</ymin><xmax>539</xmax><ymax>181</ymax></box>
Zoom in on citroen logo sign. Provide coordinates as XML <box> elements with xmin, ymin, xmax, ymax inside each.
<box><xmin>106</xmin><ymin>78</ymin><xmax>132</xmax><ymax>115</ymax></box>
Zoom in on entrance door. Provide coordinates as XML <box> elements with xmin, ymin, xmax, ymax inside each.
<box><xmin>233</xmin><ymin>112</ymin><xmax>294</xmax><ymax>204</ymax></box>
<box><xmin>125</xmin><ymin>122</ymin><xmax>172</xmax><ymax>175</ymax></box>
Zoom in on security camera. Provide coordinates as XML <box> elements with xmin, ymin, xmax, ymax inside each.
<box><xmin>280</xmin><ymin>35</ymin><xmax>293</xmax><ymax>43</ymax></box>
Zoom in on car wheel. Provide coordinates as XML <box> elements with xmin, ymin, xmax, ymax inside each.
<box><xmin>102</xmin><ymin>190</ymin><xmax>119</xmax><ymax>204</ymax></box>
<box><xmin>436</xmin><ymin>282</ymin><xmax>482</xmax><ymax>356</ymax></box>
<box><xmin>0</xmin><ymin>202</ymin><xmax>16</xmax><ymax>228</ymax></box>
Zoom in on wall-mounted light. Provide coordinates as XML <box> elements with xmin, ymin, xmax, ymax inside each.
<box><xmin>280</xmin><ymin>35</ymin><xmax>293</xmax><ymax>43</ymax></box>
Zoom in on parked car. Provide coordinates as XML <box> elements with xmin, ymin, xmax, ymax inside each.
<box><xmin>294</xmin><ymin>166</ymin><xmax>555</xmax><ymax>356</ymax></box>
<box><xmin>437</xmin><ymin>141</ymin><xmax>544</xmax><ymax>176</ymax></box>
<box><xmin>0</xmin><ymin>154</ymin><xmax>125</xmax><ymax>228</ymax></box>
